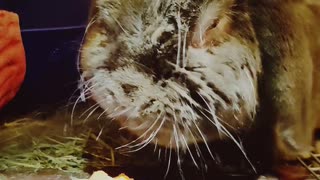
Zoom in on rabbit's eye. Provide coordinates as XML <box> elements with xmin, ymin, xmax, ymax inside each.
<box><xmin>206</xmin><ymin>19</ymin><xmax>220</xmax><ymax>31</ymax></box>
<box><xmin>191</xmin><ymin>16</ymin><xmax>231</xmax><ymax>48</ymax></box>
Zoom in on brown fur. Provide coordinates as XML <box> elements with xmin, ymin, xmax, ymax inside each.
<box><xmin>249</xmin><ymin>0</ymin><xmax>320</xmax><ymax>160</ymax></box>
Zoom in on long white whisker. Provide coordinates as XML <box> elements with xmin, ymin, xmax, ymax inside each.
<box><xmin>116</xmin><ymin>112</ymin><xmax>163</xmax><ymax>150</ymax></box>
<box><xmin>182</xmin><ymin>28</ymin><xmax>188</xmax><ymax>68</ymax></box>
<box><xmin>77</xmin><ymin>15</ymin><xmax>97</xmax><ymax>76</ymax></box>
<box><xmin>172</xmin><ymin>107</ymin><xmax>181</xmax><ymax>150</ymax></box>
<box><xmin>96</xmin><ymin>127</ymin><xmax>104</xmax><ymax>141</ymax></box>
<box><xmin>125</xmin><ymin>116</ymin><xmax>167</xmax><ymax>153</ymax></box>
<box><xmin>198</xmin><ymin>109</ymin><xmax>256</xmax><ymax>172</ymax></box>
<box><xmin>97</xmin><ymin>107</ymin><xmax>110</xmax><ymax>120</ymax></box>
<box><xmin>173</xmin><ymin>124</ymin><xmax>180</xmax><ymax>156</ymax></box>
<box><xmin>181</xmin><ymin>133</ymin><xmax>199</xmax><ymax>169</ymax></box>
<box><xmin>125</xmin><ymin>119</ymin><xmax>153</xmax><ymax>131</ymax></box>
<box><xmin>164</xmin><ymin>138</ymin><xmax>173</xmax><ymax>179</ymax></box>
<box><xmin>244</xmin><ymin>69</ymin><xmax>257</xmax><ymax>119</ymax></box>
<box><xmin>197</xmin><ymin>92</ymin><xmax>223</xmax><ymax>137</ymax></box>
<box><xmin>173</xmin><ymin>123</ymin><xmax>186</xmax><ymax>180</ymax></box>
<box><xmin>176</xmin><ymin>9</ymin><xmax>182</xmax><ymax>69</ymax></box>
<box><xmin>199</xmin><ymin>25</ymin><xmax>203</xmax><ymax>45</ymax></box>
<box><xmin>118</xmin><ymin>114</ymin><xmax>162</xmax><ymax>148</ymax></box>
<box><xmin>201</xmin><ymin>106</ymin><xmax>238</xmax><ymax>132</ymax></box>
<box><xmin>78</xmin><ymin>79</ymin><xmax>102</xmax><ymax>97</ymax></box>
<box><xmin>154</xmin><ymin>139</ymin><xmax>158</xmax><ymax>153</ymax></box>
<box><xmin>117</xmin><ymin>107</ymin><xmax>141</xmax><ymax>130</ymax></box>
<box><xmin>190</xmin><ymin>118</ymin><xmax>215</xmax><ymax>161</ymax></box>
<box><xmin>183</xmin><ymin>124</ymin><xmax>201</xmax><ymax>159</ymax></box>
<box><xmin>70</xmin><ymin>78</ymin><xmax>98</xmax><ymax>125</ymax></box>
<box><xmin>109</xmin><ymin>107</ymin><xmax>134</xmax><ymax>117</ymax></box>
<box><xmin>183</xmin><ymin>104</ymin><xmax>204</xmax><ymax>159</ymax></box>
<box><xmin>158</xmin><ymin>148</ymin><xmax>162</xmax><ymax>160</ymax></box>
<box><xmin>164</xmin><ymin>145</ymin><xmax>168</xmax><ymax>160</ymax></box>
<box><xmin>83</xmin><ymin>105</ymin><xmax>101</xmax><ymax>123</ymax></box>
<box><xmin>71</xmin><ymin>94</ymin><xmax>84</xmax><ymax>125</ymax></box>
<box><xmin>79</xmin><ymin>103</ymin><xmax>100</xmax><ymax>118</ymax></box>
<box><xmin>184</xmin><ymin>123</ymin><xmax>208</xmax><ymax>171</ymax></box>
<box><xmin>196</xmin><ymin>88</ymin><xmax>255</xmax><ymax>169</ymax></box>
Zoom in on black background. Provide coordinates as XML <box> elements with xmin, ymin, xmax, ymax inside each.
<box><xmin>0</xmin><ymin>0</ymin><xmax>90</xmax><ymax>28</ymax></box>
<box><xmin>0</xmin><ymin>0</ymin><xmax>90</xmax><ymax>117</ymax></box>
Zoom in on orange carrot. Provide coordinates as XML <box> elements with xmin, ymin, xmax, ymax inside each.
<box><xmin>0</xmin><ymin>10</ymin><xmax>26</xmax><ymax>110</ymax></box>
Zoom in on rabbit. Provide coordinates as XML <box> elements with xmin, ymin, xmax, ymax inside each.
<box><xmin>80</xmin><ymin>0</ymin><xmax>320</xmax><ymax>177</ymax></box>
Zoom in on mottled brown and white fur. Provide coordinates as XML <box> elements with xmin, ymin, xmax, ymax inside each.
<box><xmin>79</xmin><ymin>0</ymin><xmax>320</xmax><ymax>171</ymax></box>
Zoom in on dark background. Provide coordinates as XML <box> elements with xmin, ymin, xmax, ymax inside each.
<box><xmin>0</xmin><ymin>0</ymin><xmax>90</xmax><ymax>117</ymax></box>
<box><xmin>0</xmin><ymin>0</ymin><xmax>90</xmax><ymax>28</ymax></box>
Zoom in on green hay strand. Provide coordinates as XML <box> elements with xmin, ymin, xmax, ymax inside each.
<box><xmin>0</xmin><ymin>135</ymin><xmax>88</xmax><ymax>175</ymax></box>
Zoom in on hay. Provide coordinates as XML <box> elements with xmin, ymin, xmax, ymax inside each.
<box><xmin>0</xmin><ymin>135</ymin><xmax>87</xmax><ymax>174</ymax></box>
<box><xmin>0</xmin><ymin>118</ymin><xmax>91</xmax><ymax>175</ymax></box>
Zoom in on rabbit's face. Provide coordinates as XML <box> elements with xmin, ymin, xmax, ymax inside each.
<box><xmin>81</xmin><ymin>0</ymin><xmax>261</xmax><ymax>150</ymax></box>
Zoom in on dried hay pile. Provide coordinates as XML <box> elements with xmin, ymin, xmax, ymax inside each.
<box><xmin>0</xmin><ymin>111</ymin><xmax>119</xmax><ymax>179</ymax></box>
